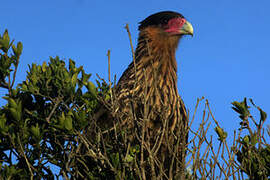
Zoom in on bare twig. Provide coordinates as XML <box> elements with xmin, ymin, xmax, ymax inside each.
<box><xmin>46</xmin><ymin>97</ymin><xmax>62</xmax><ymax>123</ymax></box>
<box><xmin>18</xmin><ymin>135</ymin><xmax>34</xmax><ymax>180</ymax></box>
<box><xmin>125</xmin><ymin>24</ymin><xmax>137</xmax><ymax>81</ymax></box>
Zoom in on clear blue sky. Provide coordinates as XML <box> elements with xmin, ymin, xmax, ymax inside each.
<box><xmin>1</xmin><ymin>1</ymin><xmax>269</xmax><ymax>146</ymax></box>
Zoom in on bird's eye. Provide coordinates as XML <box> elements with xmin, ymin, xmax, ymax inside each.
<box><xmin>180</xmin><ymin>18</ymin><xmax>186</xmax><ymax>25</ymax></box>
<box><xmin>163</xmin><ymin>19</ymin><xmax>168</xmax><ymax>24</ymax></box>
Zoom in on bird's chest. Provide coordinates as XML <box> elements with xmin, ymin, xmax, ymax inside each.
<box><xmin>117</xmin><ymin>55</ymin><xmax>179</xmax><ymax>119</ymax></box>
<box><xmin>127</xmin><ymin>66</ymin><xmax>178</xmax><ymax>117</ymax></box>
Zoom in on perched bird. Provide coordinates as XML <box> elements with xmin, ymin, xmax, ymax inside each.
<box><xmin>115</xmin><ymin>11</ymin><xmax>193</xmax><ymax>134</ymax></box>
<box><xmin>87</xmin><ymin>11</ymin><xmax>193</xmax><ymax>179</ymax></box>
<box><xmin>113</xmin><ymin>11</ymin><xmax>193</xmax><ymax>178</ymax></box>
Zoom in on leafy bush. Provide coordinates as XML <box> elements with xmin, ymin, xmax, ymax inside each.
<box><xmin>0</xmin><ymin>29</ymin><xmax>269</xmax><ymax>180</ymax></box>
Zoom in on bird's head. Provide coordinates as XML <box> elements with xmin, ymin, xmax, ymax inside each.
<box><xmin>139</xmin><ymin>11</ymin><xmax>193</xmax><ymax>37</ymax></box>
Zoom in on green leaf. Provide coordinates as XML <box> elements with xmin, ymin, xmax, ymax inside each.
<box><xmin>67</xmin><ymin>110</ymin><xmax>73</xmax><ymax>117</ymax></box>
<box><xmin>57</xmin><ymin>112</ymin><xmax>65</xmax><ymax>129</ymax></box>
<box><xmin>21</xmin><ymin>83</ymin><xmax>28</xmax><ymax>91</ymax></box>
<box><xmin>0</xmin><ymin>115</ymin><xmax>8</xmax><ymax>134</ymax></box>
<box><xmin>17</xmin><ymin>101</ymin><xmax>22</xmax><ymax>115</ymax></box>
<box><xmin>87</xmin><ymin>81</ymin><xmax>97</xmax><ymax>97</ymax></box>
<box><xmin>81</xmin><ymin>70</ymin><xmax>91</xmax><ymax>85</ymax></box>
<box><xmin>71</xmin><ymin>73</ymin><xmax>78</xmax><ymax>87</ymax></box>
<box><xmin>111</xmin><ymin>153</ymin><xmax>120</xmax><ymax>168</ymax></box>
<box><xmin>64</xmin><ymin>116</ymin><xmax>73</xmax><ymax>131</ymax></box>
<box><xmin>30</xmin><ymin>124</ymin><xmax>41</xmax><ymax>139</ymax></box>
<box><xmin>10</xmin><ymin>107</ymin><xmax>21</xmax><ymax>121</ymax></box>
<box><xmin>8</xmin><ymin>98</ymin><xmax>17</xmax><ymax>109</ymax></box>
<box><xmin>105</xmin><ymin>93</ymin><xmax>110</xmax><ymax>101</ymax></box>
<box><xmin>11</xmin><ymin>42</ymin><xmax>23</xmax><ymax>57</ymax></box>
<box><xmin>243</xmin><ymin>135</ymin><xmax>250</xmax><ymax>144</ymax></box>
<box><xmin>232</xmin><ymin>98</ymin><xmax>250</xmax><ymax>120</ymax></box>
<box><xmin>1</xmin><ymin>30</ymin><xmax>10</xmax><ymax>53</ymax></box>
<box><xmin>16</xmin><ymin>42</ymin><xmax>23</xmax><ymax>55</ymax></box>
<box><xmin>3</xmin><ymin>30</ymin><xmax>10</xmax><ymax>43</ymax></box>
<box><xmin>215</xmin><ymin>126</ymin><xmax>227</xmax><ymax>142</ymax></box>
<box><xmin>42</xmin><ymin>61</ymin><xmax>47</xmax><ymax>72</ymax></box>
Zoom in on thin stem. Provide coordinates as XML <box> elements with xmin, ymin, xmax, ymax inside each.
<box><xmin>125</xmin><ymin>24</ymin><xmax>137</xmax><ymax>82</ymax></box>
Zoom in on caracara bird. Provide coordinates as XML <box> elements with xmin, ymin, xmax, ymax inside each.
<box><xmin>115</xmin><ymin>11</ymin><xmax>193</xmax><ymax>132</ymax></box>
<box><xmin>114</xmin><ymin>11</ymin><xmax>193</xmax><ymax>178</ymax></box>
<box><xmin>87</xmin><ymin>11</ymin><xmax>193</xmax><ymax>179</ymax></box>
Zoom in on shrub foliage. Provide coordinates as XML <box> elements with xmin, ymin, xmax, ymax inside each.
<box><xmin>0</xmin><ymin>29</ymin><xmax>269</xmax><ymax>179</ymax></box>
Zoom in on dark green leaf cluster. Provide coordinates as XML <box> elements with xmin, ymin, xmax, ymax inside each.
<box><xmin>214</xmin><ymin>126</ymin><xmax>227</xmax><ymax>142</ymax></box>
<box><xmin>232</xmin><ymin>98</ymin><xmax>269</xmax><ymax>180</ymax></box>
<box><xmin>0</xmin><ymin>31</ymin><xmax>107</xmax><ymax>178</ymax></box>
<box><xmin>0</xmin><ymin>29</ymin><xmax>135</xmax><ymax>179</ymax></box>
<box><xmin>236</xmin><ymin>142</ymin><xmax>270</xmax><ymax>180</ymax></box>
<box><xmin>232</xmin><ymin>98</ymin><xmax>250</xmax><ymax>122</ymax></box>
<box><xmin>0</xmin><ymin>30</ymin><xmax>22</xmax><ymax>90</ymax></box>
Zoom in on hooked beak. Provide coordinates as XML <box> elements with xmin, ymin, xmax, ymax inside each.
<box><xmin>179</xmin><ymin>20</ymin><xmax>193</xmax><ymax>36</ymax></box>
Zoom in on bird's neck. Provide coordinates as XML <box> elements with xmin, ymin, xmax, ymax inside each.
<box><xmin>135</xmin><ymin>28</ymin><xmax>181</xmax><ymax>89</ymax></box>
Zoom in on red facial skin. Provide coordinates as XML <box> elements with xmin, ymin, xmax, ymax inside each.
<box><xmin>164</xmin><ymin>17</ymin><xmax>186</xmax><ymax>35</ymax></box>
